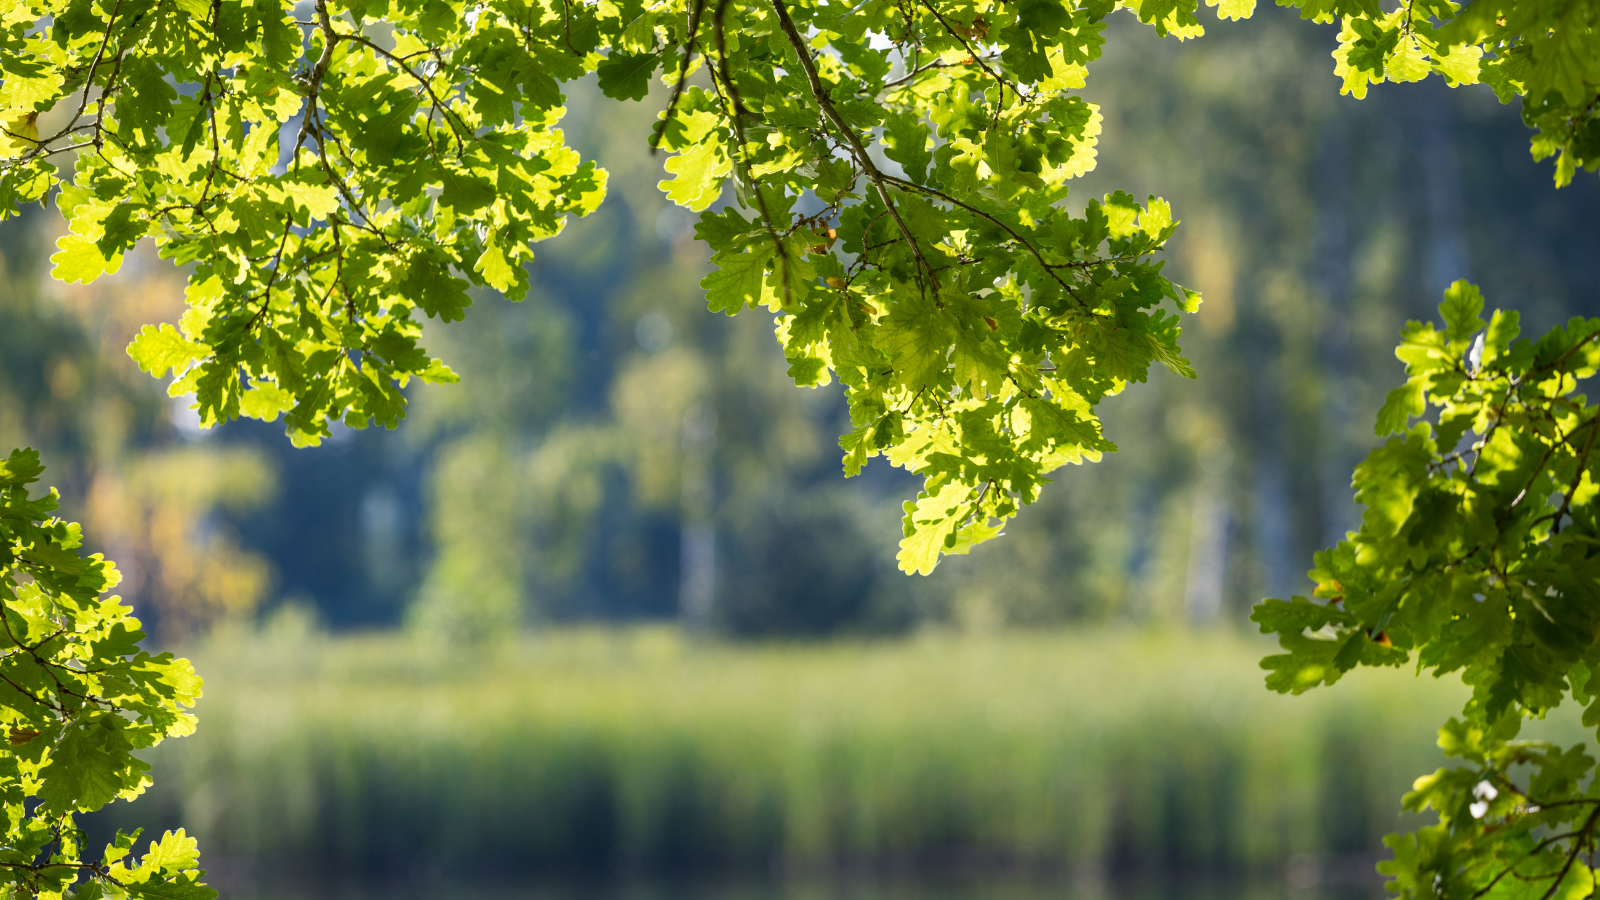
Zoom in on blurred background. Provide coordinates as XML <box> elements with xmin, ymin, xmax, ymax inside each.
<box><xmin>2</xmin><ymin>4</ymin><xmax>1598</xmax><ymax>898</ymax></box>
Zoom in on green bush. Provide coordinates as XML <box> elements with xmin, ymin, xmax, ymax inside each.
<box><xmin>96</xmin><ymin>627</ymin><xmax>1576</xmax><ymax>881</ymax></box>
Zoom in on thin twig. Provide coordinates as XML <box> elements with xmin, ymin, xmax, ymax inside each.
<box><xmin>651</xmin><ymin>0</ymin><xmax>708</xmax><ymax>153</ymax></box>
<box><xmin>1535</xmin><ymin>806</ymin><xmax>1600</xmax><ymax>900</ymax></box>
<box><xmin>768</xmin><ymin>0</ymin><xmax>935</xmax><ymax>295</ymax></box>
<box><xmin>247</xmin><ymin>216</ymin><xmax>298</xmax><ymax>331</ymax></box>
<box><xmin>334</xmin><ymin>32</ymin><xmax>474</xmax><ymax>149</ymax></box>
<box><xmin>38</xmin><ymin>0</ymin><xmax>126</xmax><ymax>154</ymax></box>
<box><xmin>293</xmin><ymin>0</ymin><xmax>339</xmax><ymax>159</ymax></box>
<box><xmin>1539</xmin><ymin>330</ymin><xmax>1600</xmax><ymax>381</ymax></box>
<box><xmin>711</xmin><ymin>0</ymin><xmax>793</xmax><ymax>306</ymax></box>
<box><xmin>878</xmin><ymin>173</ymin><xmax>1095</xmax><ymax>307</ymax></box>
<box><xmin>912</xmin><ymin>0</ymin><xmax>1018</xmax><ymax>106</ymax></box>
<box><xmin>876</xmin><ymin>53</ymin><xmax>998</xmax><ymax>92</ymax></box>
<box><xmin>1553</xmin><ymin>412</ymin><xmax>1600</xmax><ymax>534</ymax></box>
<box><xmin>561</xmin><ymin>0</ymin><xmax>580</xmax><ymax>54</ymax></box>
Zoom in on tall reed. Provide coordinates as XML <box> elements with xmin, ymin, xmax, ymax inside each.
<box><xmin>101</xmin><ymin>627</ymin><xmax>1568</xmax><ymax>881</ymax></box>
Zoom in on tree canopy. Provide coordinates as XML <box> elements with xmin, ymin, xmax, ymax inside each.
<box><xmin>2</xmin><ymin>0</ymin><xmax>1587</xmax><ymax>573</ymax></box>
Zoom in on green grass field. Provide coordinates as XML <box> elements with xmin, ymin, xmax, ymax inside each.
<box><xmin>100</xmin><ymin>625</ymin><xmax>1583</xmax><ymax>882</ymax></box>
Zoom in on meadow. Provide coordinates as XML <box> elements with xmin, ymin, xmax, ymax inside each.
<box><xmin>100</xmin><ymin>624</ymin><xmax>1584</xmax><ymax>886</ymax></box>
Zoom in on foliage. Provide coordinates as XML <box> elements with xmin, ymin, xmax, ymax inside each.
<box><xmin>0</xmin><ymin>0</ymin><xmax>1590</xmax><ymax>574</ymax></box>
<box><xmin>0</xmin><ymin>448</ymin><xmax>210</xmax><ymax>900</ymax></box>
<box><xmin>1276</xmin><ymin>0</ymin><xmax>1599</xmax><ymax>186</ymax></box>
<box><xmin>5</xmin><ymin>0</ymin><xmax>1203</xmax><ymax>575</ymax></box>
<box><xmin>107</xmin><ymin>627</ymin><xmax>1479</xmax><ymax>876</ymax></box>
<box><xmin>1254</xmin><ymin>283</ymin><xmax>1600</xmax><ymax>900</ymax></box>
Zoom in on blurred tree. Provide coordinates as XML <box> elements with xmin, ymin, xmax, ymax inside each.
<box><xmin>84</xmin><ymin>446</ymin><xmax>273</xmax><ymax>639</ymax></box>
<box><xmin>399</xmin><ymin>90</ymin><xmax>931</xmax><ymax>636</ymax></box>
<box><xmin>407</xmin><ymin>434</ymin><xmax>531</xmax><ymax>642</ymax></box>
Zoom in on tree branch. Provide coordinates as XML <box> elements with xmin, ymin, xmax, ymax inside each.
<box><xmin>293</xmin><ymin>0</ymin><xmax>339</xmax><ymax>159</ymax></box>
<box><xmin>651</xmin><ymin>0</ymin><xmax>708</xmax><ymax>154</ymax></box>
<box><xmin>878</xmin><ymin>173</ymin><xmax>1096</xmax><ymax>307</ymax></box>
<box><xmin>1553</xmin><ymin>412</ymin><xmax>1600</xmax><ymax>534</ymax></box>
<box><xmin>912</xmin><ymin>0</ymin><xmax>1018</xmax><ymax>108</ymax></box>
<box><xmin>767</xmin><ymin>0</ymin><xmax>936</xmax><ymax>296</ymax></box>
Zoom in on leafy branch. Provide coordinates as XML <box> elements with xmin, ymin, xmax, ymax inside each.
<box><xmin>767</xmin><ymin>0</ymin><xmax>938</xmax><ymax>295</ymax></box>
<box><xmin>0</xmin><ymin>449</ymin><xmax>210</xmax><ymax>900</ymax></box>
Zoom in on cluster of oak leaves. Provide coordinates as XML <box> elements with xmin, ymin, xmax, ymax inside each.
<box><xmin>1</xmin><ymin>450</ymin><xmax>211</xmax><ymax>900</ymax></box>
<box><xmin>0</xmin><ymin>0</ymin><xmax>1596</xmax><ymax>891</ymax></box>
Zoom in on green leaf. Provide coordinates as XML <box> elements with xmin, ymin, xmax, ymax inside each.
<box><xmin>134</xmin><ymin>830</ymin><xmax>202</xmax><ymax>878</ymax></box>
<box><xmin>1207</xmin><ymin>0</ymin><xmax>1255</xmax><ymax>20</ymax></box>
<box><xmin>1440</xmin><ymin>280</ymin><xmax>1485</xmax><ymax>343</ymax></box>
<box><xmin>897</xmin><ymin>480</ymin><xmax>972</xmax><ymax>574</ymax></box>
<box><xmin>1261</xmin><ymin>630</ymin><xmax>1365</xmax><ymax>693</ymax></box>
<box><xmin>702</xmin><ymin>243</ymin><xmax>777</xmax><ymax>314</ymax></box>
<box><xmin>345</xmin><ymin>90</ymin><xmax>420</xmax><ymax>165</ymax></box>
<box><xmin>1483</xmin><ymin>308</ymin><xmax>1520</xmax><ymax>363</ymax></box>
<box><xmin>128</xmin><ymin>874</ymin><xmax>218</xmax><ymax>900</ymax></box>
<box><xmin>440</xmin><ymin>166</ymin><xmax>496</xmax><ymax>214</ymax></box>
<box><xmin>117</xmin><ymin>55</ymin><xmax>178</xmax><ymax>144</ymax></box>
<box><xmin>127</xmin><ymin>325</ymin><xmax>208</xmax><ymax>379</ymax></box>
<box><xmin>1251</xmin><ymin>596</ymin><xmax>1355</xmax><ymax>633</ymax></box>
<box><xmin>38</xmin><ymin>716</ymin><xmax>139</xmax><ymax>813</ymax></box>
<box><xmin>239</xmin><ymin>383</ymin><xmax>295</xmax><ymax>420</ymax></box>
<box><xmin>0</xmin><ymin>447</ymin><xmax>45</xmax><ymax>486</ymax></box>
<box><xmin>660</xmin><ymin>134</ymin><xmax>731</xmax><ymax>210</ymax></box>
<box><xmin>475</xmin><ymin>236</ymin><xmax>520</xmax><ymax>293</ymax></box>
<box><xmin>51</xmin><ymin>233</ymin><xmax>122</xmax><ymax>284</ymax></box>
<box><xmin>1351</xmin><ymin>433</ymin><xmax>1431</xmax><ymax>541</ymax></box>
<box><xmin>409</xmin><ymin>255</ymin><xmax>473</xmax><ymax>322</ymax></box>
<box><xmin>596</xmin><ymin>51</ymin><xmax>661</xmax><ymax>101</ymax></box>
<box><xmin>883</xmin><ymin>111</ymin><xmax>932</xmax><ymax>182</ymax></box>
<box><xmin>880</xmin><ymin>292</ymin><xmax>954</xmax><ymax>391</ymax></box>
<box><xmin>1375</xmin><ymin>377</ymin><xmax>1425</xmax><ymax>436</ymax></box>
